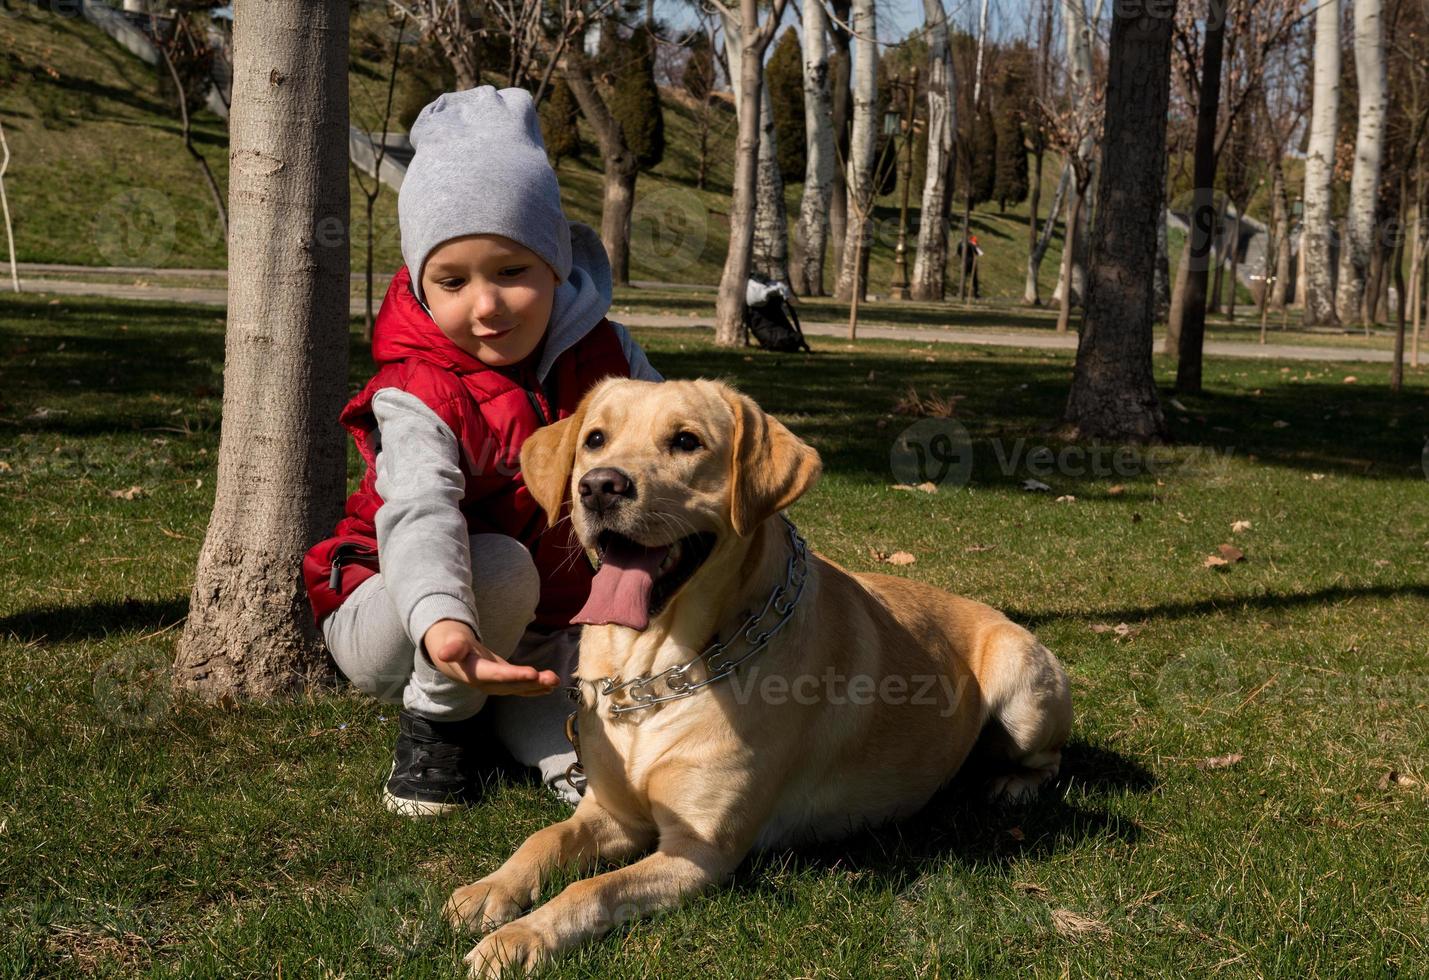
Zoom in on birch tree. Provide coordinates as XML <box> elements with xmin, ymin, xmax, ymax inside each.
<box><xmin>1302</xmin><ymin>0</ymin><xmax>1341</xmax><ymax>326</ymax></box>
<box><xmin>1066</xmin><ymin>0</ymin><xmax>1175</xmax><ymax>442</ymax></box>
<box><xmin>833</xmin><ymin>0</ymin><xmax>878</xmax><ymax>303</ymax></box>
<box><xmin>910</xmin><ymin>0</ymin><xmax>956</xmax><ymax>301</ymax></box>
<box><xmin>1335</xmin><ymin>0</ymin><xmax>1387</xmax><ymax>324</ymax></box>
<box><xmin>174</xmin><ymin>0</ymin><xmax>351</xmax><ymax>699</ymax></box>
<box><xmin>794</xmin><ymin>0</ymin><xmax>835</xmax><ymax>295</ymax></box>
<box><xmin>710</xmin><ymin>0</ymin><xmax>790</xmax><ymax>345</ymax></box>
<box><xmin>1021</xmin><ymin>0</ymin><xmax>1055</xmax><ymax>305</ymax></box>
<box><xmin>1051</xmin><ymin>0</ymin><xmax>1097</xmax><ymax>308</ymax></box>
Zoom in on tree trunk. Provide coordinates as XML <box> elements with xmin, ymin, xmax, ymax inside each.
<box><xmin>1302</xmin><ymin>0</ymin><xmax>1341</xmax><ymax>326</ymax></box>
<box><xmin>713</xmin><ymin>0</ymin><xmax>787</xmax><ymax>346</ymax></box>
<box><xmin>911</xmin><ymin>0</ymin><xmax>955</xmax><ymax>301</ymax></box>
<box><xmin>1269</xmin><ymin>156</ymin><xmax>1290</xmax><ymax>308</ymax></box>
<box><xmin>1027</xmin><ymin>164</ymin><xmax>1068</xmax><ymax>305</ymax></box>
<box><xmin>752</xmin><ymin>84</ymin><xmax>790</xmax><ymax>285</ymax></box>
<box><xmin>1055</xmin><ymin>180</ymin><xmax>1082</xmax><ymax>333</ymax></box>
<box><xmin>1226</xmin><ymin>206</ymin><xmax>1242</xmax><ymax>320</ymax></box>
<box><xmin>1053</xmin><ymin>0</ymin><xmax>1097</xmax><ymax>308</ymax></box>
<box><xmin>563</xmin><ymin>61</ymin><xmax>639</xmax><ymax>286</ymax></box>
<box><xmin>827</xmin><ymin>1</ymin><xmax>852</xmax><ymax>279</ymax></box>
<box><xmin>1336</xmin><ymin>0</ymin><xmax>1386</xmax><ymax>325</ymax></box>
<box><xmin>1174</xmin><ymin>6</ymin><xmax>1226</xmax><ymax>394</ymax></box>
<box><xmin>793</xmin><ymin>0</ymin><xmax>835</xmax><ymax>296</ymax></box>
<box><xmin>1153</xmin><ymin>203</ymin><xmax>1171</xmax><ymax>317</ymax></box>
<box><xmin>1065</xmin><ymin>0</ymin><xmax>1173</xmax><ymax>443</ymax></box>
<box><xmin>833</xmin><ymin>0</ymin><xmax>877</xmax><ymax>303</ymax></box>
<box><xmin>1209</xmin><ymin>195</ymin><xmax>1228</xmax><ymax>314</ymax></box>
<box><xmin>1165</xmin><ymin>240</ymin><xmax>1190</xmax><ymax>353</ymax></box>
<box><xmin>173</xmin><ymin>0</ymin><xmax>351</xmax><ymax>699</ymax></box>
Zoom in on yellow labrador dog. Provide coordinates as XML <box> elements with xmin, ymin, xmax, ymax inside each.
<box><xmin>445</xmin><ymin>378</ymin><xmax>1071</xmax><ymax>976</ymax></box>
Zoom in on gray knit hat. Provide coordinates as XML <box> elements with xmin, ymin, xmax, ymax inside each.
<box><xmin>399</xmin><ymin>86</ymin><xmax>572</xmax><ymax>305</ymax></box>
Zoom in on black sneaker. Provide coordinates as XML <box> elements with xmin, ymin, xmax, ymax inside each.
<box><xmin>382</xmin><ymin>710</ymin><xmax>487</xmax><ymax>818</ymax></box>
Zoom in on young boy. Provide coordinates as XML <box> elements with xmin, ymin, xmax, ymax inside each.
<box><xmin>303</xmin><ymin>86</ymin><xmax>661</xmax><ymax>817</ymax></box>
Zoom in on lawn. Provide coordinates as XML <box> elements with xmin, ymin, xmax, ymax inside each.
<box><xmin>1</xmin><ymin>294</ymin><xmax>1427</xmax><ymax>978</ymax></box>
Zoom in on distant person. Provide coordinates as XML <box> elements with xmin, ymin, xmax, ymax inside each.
<box><xmin>956</xmin><ymin>233</ymin><xmax>984</xmax><ymax>299</ymax></box>
<box><xmin>303</xmin><ymin>87</ymin><xmax>661</xmax><ymax>818</ymax></box>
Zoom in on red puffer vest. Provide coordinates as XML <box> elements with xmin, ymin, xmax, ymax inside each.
<box><xmin>302</xmin><ymin>265</ymin><xmax>631</xmax><ymax>631</ymax></box>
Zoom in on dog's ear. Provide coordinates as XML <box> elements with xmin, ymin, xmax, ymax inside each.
<box><xmin>520</xmin><ymin>397</ymin><xmax>590</xmax><ymax>529</ymax></box>
<box><xmin>720</xmin><ymin>387</ymin><xmax>822</xmax><ymax>537</ymax></box>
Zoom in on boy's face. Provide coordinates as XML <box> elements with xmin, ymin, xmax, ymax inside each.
<box><xmin>420</xmin><ymin>235</ymin><xmax>557</xmax><ymax>368</ymax></box>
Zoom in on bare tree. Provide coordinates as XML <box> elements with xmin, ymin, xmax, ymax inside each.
<box><xmin>833</xmin><ymin>0</ymin><xmax>878</xmax><ymax>303</ymax></box>
<box><xmin>793</xmin><ymin>0</ymin><xmax>835</xmax><ymax>296</ymax></box>
<box><xmin>1302</xmin><ymin>0</ymin><xmax>1341</xmax><ymax>326</ymax></box>
<box><xmin>1041</xmin><ymin>95</ymin><xmax>1101</xmax><ymax>333</ymax></box>
<box><xmin>955</xmin><ymin>0</ymin><xmax>990</xmax><ymax>302</ymax></box>
<box><xmin>1066</xmin><ymin>0</ymin><xmax>1175</xmax><ymax>443</ymax></box>
<box><xmin>389</xmin><ymin>0</ymin><xmax>480</xmax><ymax>89</ymax></box>
<box><xmin>1336</xmin><ymin>0</ymin><xmax>1387</xmax><ymax>325</ymax></box>
<box><xmin>152</xmin><ymin>11</ymin><xmax>229</xmax><ymax>241</ymax></box>
<box><xmin>1021</xmin><ymin>0</ymin><xmax>1055</xmax><ymax>305</ymax></box>
<box><xmin>710</xmin><ymin>0</ymin><xmax>790</xmax><ymax>345</ymax></box>
<box><xmin>910</xmin><ymin>0</ymin><xmax>956</xmax><ymax>301</ymax></box>
<box><xmin>0</xmin><ymin>117</ymin><xmax>17</xmax><ymax>294</ymax></box>
<box><xmin>1051</xmin><ymin>0</ymin><xmax>1098</xmax><ymax>310</ymax></box>
<box><xmin>353</xmin><ymin>14</ymin><xmax>407</xmax><ymax>340</ymax></box>
<box><xmin>174</xmin><ymin>0</ymin><xmax>352</xmax><ymax>699</ymax></box>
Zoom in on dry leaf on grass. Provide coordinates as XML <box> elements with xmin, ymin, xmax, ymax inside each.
<box><xmin>1204</xmin><ymin>555</ymin><xmax>1229</xmax><ymax>568</ymax></box>
<box><xmin>885</xmin><ymin>551</ymin><xmax>916</xmax><ymax>566</ymax></box>
<box><xmin>1231</xmin><ymin>520</ymin><xmax>1252</xmax><ymax>534</ymax></box>
<box><xmin>1050</xmin><ymin>908</ymin><xmax>1110</xmax><ymax>938</ymax></box>
<box><xmin>1272</xmin><ymin>420</ymin><xmax>1290</xmax><ymax>428</ymax></box>
<box><xmin>1090</xmin><ymin>622</ymin><xmax>1141</xmax><ymax>640</ymax></box>
<box><xmin>107</xmin><ymin>485</ymin><xmax>146</xmax><ymax>500</ymax></box>
<box><xmin>1378</xmin><ymin>770</ymin><xmax>1421</xmax><ymax>791</ymax></box>
<box><xmin>965</xmin><ymin>544</ymin><xmax>995</xmax><ymax>553</ymax></box>
<box><xmin>1217</xmin><ymin>543</ymin><xmax>1246</xmax><ymax>562</ymax></box>
<box><xmin>1107</xmin><ymin>484</ymin><xmax>1126</xmax><ymax>496</ymax></box>
<box><xmin>1015</xmin><ymin>881</ymin><xmax>1049</xmax><ymax>899</ymax></box>
<box><xmin>1022</xmin><ymin>479</ymin><xmax>1052</xmax><ymax>492</ymax></box>
<box><xmin>1197</xmin><ymin>753</ymin><xmax>1244</xmax><ymax>770</ymax></box>
<box><xmin>1343</xmin><ymin>376</ymin><xmax>1358</xmax><ymax>384</ymax></box>
<box><xmin>891</xmin><ymin>482</ymin><xmax>940</xmax><ymax>494</ymax></box>
<box><xmin>1310</xmin><ymin>472</ymin><xmax>1326</xmax><ymax>481</ymax></box>
<box><xmin>1055</xmin><ymin>495</ymin><xmax>1078</xmax><ymax>504</ymax></box>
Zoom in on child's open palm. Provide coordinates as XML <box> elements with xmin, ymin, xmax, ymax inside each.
<box><xmin>423</xmin><ymin>619</ymin><xmax>560</xmax><ymax>696</ymax></box>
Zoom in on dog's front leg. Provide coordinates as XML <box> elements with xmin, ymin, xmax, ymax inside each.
<box><xmin>463</xmin><ymin>832</ymin><xmax>739</xmax><ymax>978</ymax></box>
<box><xmin>445</xmin><ymin>797</ymin><xmax>653</xmax><ymax>935</ymax></box>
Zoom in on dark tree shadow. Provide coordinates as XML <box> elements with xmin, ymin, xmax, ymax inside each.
<box><xmin>0</xmin><ymin>596</ymin><xmax>188</xmax><ymax>643</ymax></box>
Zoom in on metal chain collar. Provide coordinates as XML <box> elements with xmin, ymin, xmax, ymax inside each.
<box><xmin>574</xmin><ymin>515</ymin><xmax>810</xmax><ymax>716</ymax></box>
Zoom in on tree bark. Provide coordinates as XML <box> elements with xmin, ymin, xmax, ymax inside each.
<box><xmin>712</xmin><ymin>0</ymin><xmax>788</xmax><ymax>346</ymax></box>
<box><xmin>1026</xmin><ymin>164</ymin><xmax>1069</xmax><ymax>305</ymax></box>
<box><xmin>563</xmin><ymin>60</ymin><xmax>639</xmax><ymax>286</ymax></box>
<box><xmin>1055</xmin><ymin>180</ymin><xmax>1082</xmax><ymax>333</ymax></box>
<box><xmin>1302</xmin><ymin>0</ymin><xmax>1341</xmax><ymax>326</ymax></box>
<box><xmin>174</xmin><ymin>0</ymin><xmax>351</xmax><ymax>699</ymax></box>
<box><xmin>1065</xmin><ymin>0</ymin><xmax>1174</xmax><ymax>443</ymax></box>
<box><xmin>752</xmin><ymin>84</ymin><xmax>790</xmax><ymax>285</ymax></box>
<box><xmin>1174</xmin><ymin>5</ymin><xmax>1226</xmax><ymax>394</ymax></box>
<box><xmin>834</xmin><ymin>0</ymin><xmax>877</xmax><ymax>303</ymax></box>
<box><xmin>793</xmin><ymin>0</ymin><xmax>835</xmax><ymax>296</ymax></box>
<box><xmin>827</xmin><ymin>0</ymin><xmax>852</xmax><ymax>279</ymax></box>
<box><xmin>911</xmin><ymin>0</ymin><xmax>956</xmax><ymax>301</ymax></box>
<box><xmin>1053</xmin><ymin>0</ymin><xmax>1097</xmax><ymax>308</ymax></box>
<box><xmin>1336</xmin><ymin>0</ymin><xmax>1386</xmax><ymax>325</ymax></box>
<box><xmin>1153</xmin><ymin>202</ymin><xmax>1171</xmax><ymax>317</ymax></box>
<box><xmin>1269</xmin><ymin>155</ymin><xmax>1290</xmax><ymax>308</ymax></box>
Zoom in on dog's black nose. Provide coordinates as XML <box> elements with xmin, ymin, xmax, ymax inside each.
<box><xmin>578</xmin><ymin>467</ymin><xmax>635</xmax><ymax>514</ymax></box>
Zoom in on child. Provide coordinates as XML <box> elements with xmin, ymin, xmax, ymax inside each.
<box><xmin>302</xmin><ymin>86</ymin><xmax>662</xmax><ymax>817</ymax></box>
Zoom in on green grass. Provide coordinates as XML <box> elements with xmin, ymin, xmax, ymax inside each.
<box><xmin>2</xmin><ymin>293</ymin><xmax>1428</xmax><ymax>976</ymax></box>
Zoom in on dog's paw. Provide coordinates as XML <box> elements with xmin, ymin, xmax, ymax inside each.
<box><xmin>986</xmin><ymin>764</ymin><xmax>1059</xmax><ymax>804</ymax></box>
<box><xmin>445</xmin><ymin>878</ymin><xmax>529</xmax><ymax>934</ymax></box>
<box><xmin>464</xmin><ymin>921</ymin><xmax>551</xmax><ymax>978</ymax></box>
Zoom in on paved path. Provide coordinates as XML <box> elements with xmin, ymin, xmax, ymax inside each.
<box><xmin>12</xmin><ymin>272</ymin><xmax>1401</xmax><ymax>365</ymax></box>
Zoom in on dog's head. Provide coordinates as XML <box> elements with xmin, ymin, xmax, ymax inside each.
<box><xmin>519</xmin><ymin>378</ymin><xmax>821</xmax><ymax>630</ymax></box>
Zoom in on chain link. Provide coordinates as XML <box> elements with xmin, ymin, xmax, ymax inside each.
<box><xmin>590</xmin><ymin>516</ymin><xmax>810</xmax><ymax>715</ymax></box>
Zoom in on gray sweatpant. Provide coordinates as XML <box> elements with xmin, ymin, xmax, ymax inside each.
<box><xmin>322</xmin><ymin>533</ymin><xmax>582</xmax><ymax>805</ymax></box>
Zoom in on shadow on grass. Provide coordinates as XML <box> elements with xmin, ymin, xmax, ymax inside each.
<box><xmin>732</xmin><ymin>738</ymin><xmax>1151</xmax><ymax>893</ymax></box>
<box><xmin>1006</xmin><ymin>582</ymin><xmax>1429</xmax><ymax>632</ymax></box>
<box><xmin>0</xmin><ymin>596</ymin><xmax>188</xmax><ymax>643</ymax></box>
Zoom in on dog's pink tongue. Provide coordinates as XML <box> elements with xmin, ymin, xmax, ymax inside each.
<box><xmin>572</xmin><ymin>538</ymin><xmax>670</xmax><ymax>631</ymax></box>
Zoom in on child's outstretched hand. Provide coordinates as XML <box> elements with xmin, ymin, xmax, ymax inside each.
<box><xmin>422</xmin><ymin>619</ymin><xmax>561</xmax><ymax>696</ymax></box>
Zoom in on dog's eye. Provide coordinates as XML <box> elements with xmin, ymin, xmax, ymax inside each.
<box><xmin>671</xmin><ymin>431</ymin><xmax>702</xmax><ymax>453</ymax></box>
<box><xmin>584</xmin><ymin>430</ymin><xmax>605</xmax><ymax>450</ymax></box>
